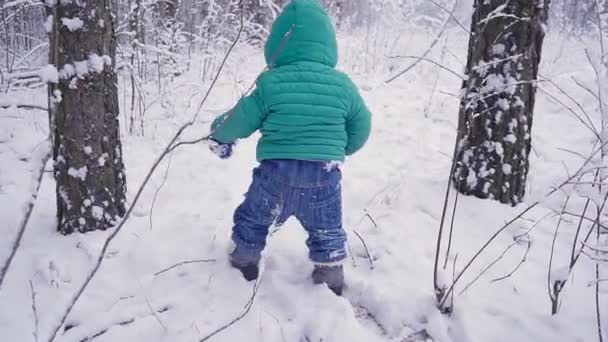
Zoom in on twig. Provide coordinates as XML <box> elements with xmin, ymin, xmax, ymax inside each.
<box><xmin>363</xmin><ymin>209</ymin><xmax>378</xmax><ymax>229</ymax></box>
<box><xmin>347</xmin><ymin>241</ymin><xmax>357</xmax><ymax>267</ymax></box>
<box><xmin>353</xmin><ymin>230</ymin><xmax>374</xmax><ymax>269</ymax></box>
<box><xmin>548</xmin><ymin>195</ymin><xmax>571</xmax><ymax>315</ymax></box>
<box><xmin>438</xmin><ymin>140</ymin><xmax>608</xmax><ymax>308</ymax></box>
<box><xmin>385</xmin><ymin>55</ymin><xmax>464</xmax><ymax>80</ymax></box>
<box><xmin>199</xmin><ymin>271</ymin><xmax>263</xmax><ymax>341</ymax></box>
<box><xmin>137</xmin><ymin>277</ymin><xmax>166</xmax><ymax>332</ymax></box>
<box><xmin>572</xmin><ymin>76</ymin><xmax>600</xmax><ymax>102</ymax></box>
<box><xmin>0</xmin><ymin>103</ymin><xmax>47</xmax><ymax>111</ymax></box>
<box><xmin>443</xmin><ymin>187</ymin><xmax>460</xmax><ymax>270</ymax></box>
<box><xmin>459</xmin><ymin>213</ymin><xmax>549</xmax><ymax>296</ymax></box>
<box><xmin>65</xmin><ymin>306</ymin><xmax>169</xmax><ymax>342</ymax></box>
<box><xmin>571</xmin><ymin>199</ymin><xmax>591</xmax><ymax>268</ymax></box>
<box><xmin>29</xmin><ymin>280</ymin><xmax>39</xmax><ymax>342</ymax></box>
<box><xmin>45</xmin><ymin>8</ymin><xmax>245</xmax><ymax>341</ymax></box>
<box><xmin>385</xmin><ymin>0</ymin><xmax>458</xmax><ymax>83</ymax></box>
<box><xmin>539</xmin><ymin>76</ymin><xmax>599</xmax><ymax>138</ymax></box>
<box><xmin>154</xmin><ymin>259</ymin><xmax>216</xmax><ymax>276</ymax></box>
<box><xmin>491</xmin><ymin>239</ymin><xmax>532</xmax><ymax>283</ymax></box>
<box><xmin>0</xmin><ymin>141</ymin><xmax>51</xmax><ymax>290</ymax></box>
<box><xmin>594</xmin><ymin>201</ymin><xmax>605</xmax><ymax>342</ymax></box>
<box><xmin>264</xmin><ymin>311</ymin><xmax>287</xmax><ymax>342</ymax></box>
<box><xmin>149</xmin><ymin>154</ymin><xmax>173</xmax><ymax>231</ymax></box>
<box><xmin>428</xmin><ymin>0</ymin><xmax>470</xmax><ymax>33</ymax></box>
<box><xmin>450</xmin><ymin>254</ymin><xmax>458</xmax><ymax>313</ymax></box>
<box><xmin>434</xmin><ymin>140</ymin><xmax>460</xmax><ymax>304</ymax></box>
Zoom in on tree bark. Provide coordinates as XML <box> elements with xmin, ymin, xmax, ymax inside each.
<box><xmin>453</xmin><ymin>0</ymin><xmax>550</xmax><ymax>205</ymax></box>
<box><xmin>47</xmin><ymin>0</ymin><xmax>127</xmax><ymax>234</ymax></box>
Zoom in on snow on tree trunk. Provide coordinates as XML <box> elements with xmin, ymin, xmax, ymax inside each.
<box><xmin>46</xmin><ymin>0</ymin><xmax>127</xmax><ymax>234</ymax></box>
<box><xmin>453</xmin><ymin>0</ymin><xmax>551</xmax><ymax>206</ymax></box>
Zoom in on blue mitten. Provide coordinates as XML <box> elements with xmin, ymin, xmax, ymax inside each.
<box><xmin>208</xmin><ymin>138</ymin><xmax>234</xmax><ymax>159</ymax></box>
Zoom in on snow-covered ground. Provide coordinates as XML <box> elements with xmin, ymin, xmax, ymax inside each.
<box><xmin>0</xmin><ymin>30</ymin><xmax>606</xmax><ymax>342</ymax></box>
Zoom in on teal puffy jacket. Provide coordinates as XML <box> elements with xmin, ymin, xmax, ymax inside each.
<box><xmin>212</xmin><ymin>0</ymin><xmax>371</xmax><ymax>161</ymax></box>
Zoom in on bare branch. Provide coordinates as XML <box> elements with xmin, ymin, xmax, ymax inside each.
<box><xmin>539</xmin><ymin>75</ymin><xmax>599</xmax><ymax>137</ymax></box>
<box><xmin>438</xmin><ymin>140</ymin><xmax>608</xmax><ymax>309</ymax></box>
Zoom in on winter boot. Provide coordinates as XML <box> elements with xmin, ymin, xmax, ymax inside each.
<box><xmin>312</xmin><ymin>265</ymin><xmax>344</xmax><ymax>296</ymax></box>
<box><xmin>230</xmin><ymin>248</ymin><xmax>260</xmax><ymax>282</ymax></box>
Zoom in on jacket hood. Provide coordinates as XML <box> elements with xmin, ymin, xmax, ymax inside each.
<box><xmin>264</xmin><ymin>0</ymin><xmax>338</xmax><ymax>68</ymax></box>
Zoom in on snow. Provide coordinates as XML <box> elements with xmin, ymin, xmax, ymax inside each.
<box><xmin>91</xmin><ymin>206</ymin><xmax>104</xmax><ymax>220</ymax></box>
<box><xmin>44</xmin><ymin>15</ymin><xmax>54</xmax><ymax>33</ymax></box>
<box><xmin>492</xmin><ymin>44</ymin><xmax>506</xmax><ymax>56</ymax></box>
<box><xmin>67</xmin><ymin>166</ymin><xmax>87</xmax><ymax>181</ymax></box>
<box><xmin>61</xmin><ymin>17</ymin><xmax>84</xmax><ymax>32</ymax></box>
<box><xmin>59</xmin><ymin>64</ymin><xmax>76</xmax><ymax>79</ymax></box>
<box><xmin>38</xmin><ymin>64</ymin><xmax>58</xmax><ymax>84</ymax></box>
<box><xmin>0</xmin><ymin>30</ymin><xmax>606</xmax><ymax>342</ymax></box>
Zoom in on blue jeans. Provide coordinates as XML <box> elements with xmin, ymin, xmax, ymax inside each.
<box><xmin>231</xmin><ymin>159</ymin><xmax>347</xmax><ymax>264</ymax></box>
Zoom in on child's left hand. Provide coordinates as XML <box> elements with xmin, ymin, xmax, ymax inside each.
<box><xmin>208</xmin><ymin>138</ymin><xmax>234</xmax><ymax>159</ymax></box>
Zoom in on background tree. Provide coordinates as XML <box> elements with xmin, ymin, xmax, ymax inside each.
<box><xmin>452</xmin><ymin>0</ymin><xmax>551</xmax><ymax>205</ymax></box>
<box><xmin>46</xmin><ymin>0</ymin><xmax>127</xmax><ymax>234</ymax></box>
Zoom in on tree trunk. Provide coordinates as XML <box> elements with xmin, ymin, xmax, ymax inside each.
<box><xmin>47</xmin><ymin>0</ymin><xmax>127</xmax><ymax>234</ymax></box>
<box><xmin>453</xmin><ymin>0</ymin><xmax>550</xmax><ymax>206</ymax></box>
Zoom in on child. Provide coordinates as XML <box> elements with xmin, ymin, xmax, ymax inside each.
<box><xmin>209</xmin><ymin>0</ymin><xmax>371</xmax><ymax>295</ymax></box>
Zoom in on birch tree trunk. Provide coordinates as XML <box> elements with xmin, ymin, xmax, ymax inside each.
<box><xmin>46</xmin><ymin>0</ymin><xmax>127</xmax><ymax>234</ymax></box>
<box><xmin>453</xmin><ymin>0</ymin><xmax>551</xmax><ymax>206</ymax></box>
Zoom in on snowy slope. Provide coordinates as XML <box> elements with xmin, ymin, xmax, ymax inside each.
<box><xmin>0</xmin><ymin>32</ymin><xmax>606</xmax><ymax>342</ymax></box>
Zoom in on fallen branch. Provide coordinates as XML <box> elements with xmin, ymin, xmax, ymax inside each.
<box><xmin>149</xmin><ymin>154</ymin><xmax>173</xmax><ymax>231</ymax></box>
<box><xmin>154</xmin><ymin>259</ymin><xmax>216</xmax><ymax>277</ymax></box>
<box><xmin>199</xmin><ymin>270</ymin><xmax>263</xmax><ymax>341</ymax></box>
<box><xmin>0</xmin><ymin>140</ymin><xmax>51</xmax><ymax>290</ymax></box>
<box><xmin>30</xmin><ymin>280</ymin><xmax>39</xmax><ymax>342</ymax></box>
<box><xmin>66</xmin><ymin>306</ymin><xmax>170</xmax><ymax>342</ymax></box>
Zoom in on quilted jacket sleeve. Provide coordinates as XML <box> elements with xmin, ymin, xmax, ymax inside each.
<box><xmin>345</xmin><ymin>88</ymin><xmax>371</xmax><ymax>156</ymax></box>
<box><xmin>211</xmin><ymin>88</ymin><xmax>267</xmax><ymax>144</ymax></box>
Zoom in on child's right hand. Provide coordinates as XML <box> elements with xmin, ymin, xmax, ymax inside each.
<box><xmin>208</xmin><ymin>138</ymin><xmax>234</xmax><ymax>159</ymax></box>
